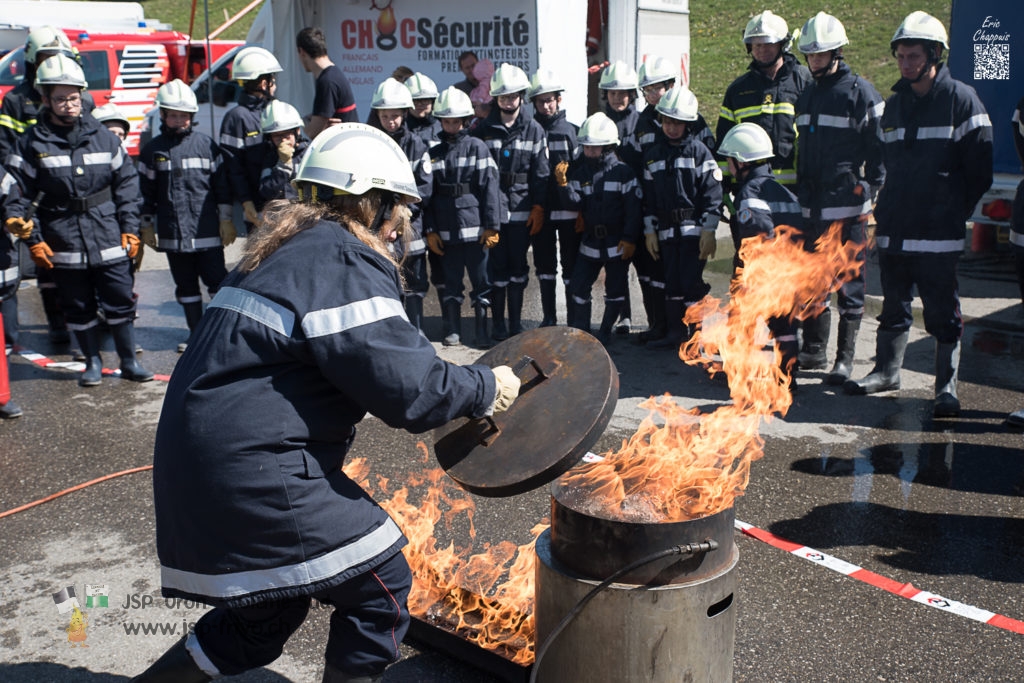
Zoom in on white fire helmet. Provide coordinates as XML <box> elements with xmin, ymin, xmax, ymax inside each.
<box><xmin>797</xmin><ymin>12</ymin><xmax>849</xmax><ymax>54</ymax></box>
<box><xmin>371</xmin><ymin>77</ymin><xmax>414</xmax><ymax>110</ymax></box>
<box><xmin>743</xmin><ymin>10</ymin><xmax>790</xmax><ymax>45</ymax></box>
<box><xmin>25</xmin><ymin>26</ymin><xmax>74</xmax><ymax>65</ymax></box>
<box><xmin>598</xmin><ymin>60</ymin><xmax>639</xmax><ymax>91</ymax></box>
<box><xmin>433</xmin><ymin>87</ymin><xmax>474</xmax><ymax>119</ymax></box>
<box><xmin>527</xmin><ymin>68</ymin><xmax>564</xmax><ymax>100</ymax></box>
<box><xmin>231</xmin><ymin>46</ymin><xmax>283</xmax><ymax>83</ymax></box>
<box><xmin>638</xmin><ymin>56</ymin><xmax>677</xmax><ymax>88</ymax></box>
<box><xmin>655</xmin><ymin>86</ymin><xmax>699</xmax><ymax>122</ymax></box>
<box><xmin>261</xmin><ymin>100</ymin><xmax>304</xmax><ymax>134</ymax></box>
<box><xmin>406</xmin><ymin>72</ymin><xmax>439</xmax><ymax>100</ymax></box>
<box><xmin>891</xmin><ymin>11</ymin><xmax>949</xmax><ymax>51</ymax></box>
<box><xmin>489</xmin><ymin>63</ymin><xmax>530</xmax><ymax>97</ymax></box>
<box><xmin>718</xmin><ymin>122</ymin><xmax>774</xmax><ymax>163</ymax></box>
<box><xmin>577</xmin><ymin>112</ymin><xmax>620</xmax><ymax>146</ymax></box>
<box><xmin>294</xmin><ymin>123</ymin><xmax>420</xmax><ymax>202</ymax></box>
<box><xmin>92</xmin><ymin>103</ymin><xmax>130</xmax><ymax>132</ymax></box>
<box><xmin>35</xmin><ymin>53</ymin><xmax>86</xmax><ymax>90</ymax></box>
<box><xmin>156</xmin><ymin>79</ymin><xmax>198</xmax><ymax>113</ymax></box>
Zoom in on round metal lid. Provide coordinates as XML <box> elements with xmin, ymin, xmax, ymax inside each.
<box><xmin>434</xmin><ymin>326</ymin><xmax>619</xmax><ymax>497</ymax></box>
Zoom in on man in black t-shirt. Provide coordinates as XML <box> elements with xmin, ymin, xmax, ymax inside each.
<box><xmin>296</xmin><ymin>27</ymin><xmax>358</xmax><ymax>139</ymax></box>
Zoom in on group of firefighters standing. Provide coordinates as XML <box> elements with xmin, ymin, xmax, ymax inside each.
<box><xmin>0</xmin><ymin>8</ymin><xmax>997</xmax><ymax>425</ymax></box>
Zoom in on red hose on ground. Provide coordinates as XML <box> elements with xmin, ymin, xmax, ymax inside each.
<box><xmin>0</xmin><ymin>465</ymin><xmax>153</xmax><ymax>520</ymax></box>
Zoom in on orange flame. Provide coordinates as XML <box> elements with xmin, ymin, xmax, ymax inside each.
<box><xmin>339</xmin><ymin>222</ymin><xmax>860</xmax><ymax>661</ymax></box>
<box><xmin>344</xmin><ymin>446</ymin><xmax>544</xmax><ymax>664</ymax></box>
<box><xmin>559</xmin><ymin>223</ymin><xmax>861</xmax><ymax>522</ymax></box>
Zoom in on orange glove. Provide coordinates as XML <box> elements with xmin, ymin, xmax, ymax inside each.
<box><xmin>574</xmin><ymin>213</ymin><xmax>585</xmax><ymax>234</ymax></box>
<box><xmin>618</xmin><ymin>240</ymin><xmax>635</xmax><ymax>260</ymax></box>
<box><xmin>30</xmin><ymin>241</ymin><xmax>53</xmax><ymax>269</ymax></box>
<box><xmin>426</xmin><ymin>232</ymin><xmax>444</xmax><ymax>256</ymax></box>
<box><xmin>526</xmin><ymin>204</ymin><xmax>545</xmax><ymax>236</ymax></box>
<box><xmin>121</xmin><ymin>233</ymin><xmax>141</xmax><ymax>259</ymax></box>
<box><xmin>480</xmin><ymin>229</ymin><xmax>500</xmax><ymax>249</ymax></box>
<box><xmin>5</xmin><ymin>216</ymin><xmax>34</xmax><ymax>240</ymax></box>
<box><xmin>553</xmin><ymin>160</ymin><xmax>569</xmax><ymax>187</ymax></box>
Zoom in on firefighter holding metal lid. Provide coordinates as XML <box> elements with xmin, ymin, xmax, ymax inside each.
<box><xmin>133</xmin><ymin>123</ymin><xmax>520</xmax><ymax>683</ymax></box>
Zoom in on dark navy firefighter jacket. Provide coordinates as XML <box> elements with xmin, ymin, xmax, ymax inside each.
<box><xmin>642</xmin><ymin>130</ymin><xmax>724</xmax><ymax>242</ymax></box>
<box><xmin>0</xmin><ymin>170</ymin><xmax>20</xmax><ymax>300</ymax></box>
<box><xmin>424</xmin><ymin>128</ymin><xmax>500</xmax><ymax>244</ymax></box>
<box><xmin>138</xmin><ymin>125</ymin><xmax>233</xmax><ymax>253</ymax></box>
<box><xmin>258</xmin><ymin>135</ymin><xmax>310</xmax><ymax>204</ymax></box>
<box><xmin>535</xmin><ymin>109</ymin><xmax>580</xmax><ymax>226</ymax></box>
<box><xmin>472</xmin><ymin>108</ymin><xmax>549</xmax><ymax>224</ymax></box>
<box><xmin>874</xmin><ymin>64</ymin><xmax>993</xmax><ymax>255</ymax></box>
<box><xmin>730</xmin><ymin>163</ymin><xmax>803</xmax><ymax>270</ymax></box>
<box><xmin>559</xmin><ymin>149</ymin><xmax>642</xmax><ymax>261</ymax></box>
<box><xmin>219</xmin><ymin>92</ymin><xmax>269</xmax><ymax>209</ymax></box>
<box><xmin>7</xmin><ymin>112</ymin><xmax>140</xmax><ymax>269</ymax></box>
<box><xmin>153</xmin><ymin>219</ymin><xmax>497</xmax><ymax>607</ymax></box>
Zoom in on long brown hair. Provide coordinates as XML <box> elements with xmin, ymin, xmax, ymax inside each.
<box><xmin>239</xmin><ymin>193</ymin><xmax>408</xmax><ymax>283</ymax></box>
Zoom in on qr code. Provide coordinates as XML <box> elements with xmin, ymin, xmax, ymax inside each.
<box><xmin>974</xmin><ymin>43</ymin><xmax>1009</xmax><ymax>80</ymax></box>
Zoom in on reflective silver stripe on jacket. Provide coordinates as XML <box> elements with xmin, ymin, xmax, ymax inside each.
<box><xmin>83</xmin><ymin>152</ymin><xmax>114</xmax><ymax>167</ymax></box>
<box><xmin>209</xmin><ymin>286</ymin><xmax>296</xmax><ymax>336</ymax></box>
<box><xmin>181</xmin><ymin>157</ymin><xmax>213</xmax><ymax>170</ymax></box>
<box><xmin>509</xmin><ymin>210</ymin><xmax>530</xmax><ymax>222</ymax></box>
<box><xmin>550</xmin><ymin>210</ymin><xmax>578</xmax><ymax>220</ymax></box>
<box><xmin>875</xmin><ymin>235</ymin><xmax>965</xmax><ymax>253</ymax></box>
<box><xmin>302</xmin><ymin>295</ymin><xmax>407</xmax><ymax>338</ymax></box>
<box><xmin>158</xmin><ymin>236</ymin><xmax>224</xmax><ymax>251</ymax></box>
<box><xmin>658</xmin><ymin>224</ymin><xmax>701</xmax><ymax>239</ymax></box>
<box><xmin>579</xmin><ymin>243</ymin><xmax>624</xmax><ymax>259</ymax></box>
<box><xmin>160</xmin><ymin>518</ymin><xmax>404</xmax><ymax>600</ymax></box>
<box><xmin>801</xmin><ymin>199</ymin><xmax>871</xmax><ymax>220</ymax></box>
<box><xmin>439</xmin><ymin>226</ymin><xmax>481</xmax><ymax>241</ymax></box>
<box><xmin>219</xmin><ymin>133</ymin><xmax>245</xmax><ymax>149</ymax></box>
<box><xmin>0</xmin><ymin>265</ymin><xmax>18</xmax><ymax>285</ymax></box>
<box><xmin>50</xmin><ymin>245</ymin><xmax>127</xmax><ymax>265</ymax></box>
<box><xmin>1009</xmin><ymin>229</ymin><xmax>1024</xmax><ymax>248</ymax></box>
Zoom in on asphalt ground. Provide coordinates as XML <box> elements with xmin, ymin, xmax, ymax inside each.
<box><xmin>1</xmin><ymin>228</ymin><xmax>1022</xmax><ymax>682</ymax></box>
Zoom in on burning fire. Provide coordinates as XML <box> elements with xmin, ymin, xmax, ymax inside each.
<box><xmin>340</xmin><ymin>222</ymin><xmax>861</xmax><ymax>662</ymax></box>
<box><xmin>344</xmin><ymin>445</ymin><xmax>543</xmax><ymax>665</ymax></box>
<box><xmin>558</xmin><ymin>222</ymin><xmax>862</xmax><ymax>523</ymax></box>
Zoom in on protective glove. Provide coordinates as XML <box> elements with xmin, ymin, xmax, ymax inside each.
<box><xmin>121</xmin><ymin>233</ymin><xmax>141</xmax><ymax>259</ymax></box>
<box><xmin>645</xmin><ymin>232</ymin><xmax>660</xmax><ymax>260</ymax></box>
<box><xmin>426</xmin><ymin>232</ymin><xmax>444</xmax><ymax>256</ymax></box>
<box><xmin>480</xmin><ymin>229</ymin><xmax>500</xmax><ymax>249</ymax></box>
<box><xmin>699</xmin><ymin>230</ymin><xmax>717</xmax><ymax>260</ymax></box>
<box><xmin>29</xmin><ymin>241</ymin><xmax>53</xmax><ymax>269</ymax></box>
<box><xmin>277</xmin><ymin>137</ymin><xmax>295</xmax><ymax>165</ymax></box>
<box><xmin>4</xmin><ymin>217</ymin><xmax>33</xmax><ymax>240</ymax></box>
<box><xmin>242</xmin><ymin>200</ymin><xmax>259</xmax><ymax>225</ymax></box>
<box><xmin>526</xmin><ymin>204</ymin><xmax>545</xmax><ymax>236</ymax></box>
<box><xmin>553</xmin><ymin>160</ymin><xmax>569</xmax><ymax>187</ymax></box>
<box><xmin>219</xmin><ymin>219</ymin><xmax>237</xmax><ymax>247</ymax></box>
<box><xmin>574</xmin><ymin>213</ymin><xmax>585</xmax><ymax>234</ymax></box>
<box><xmin>139</xmin><ymin>225</ymin><xmax>157</xmax><ymax>248</ymax></box>
<box><xmin>491</xmin><ymin>365</ymin><xmax>522</xmax><ymax>413</ymax></box>
<box><xmin>618</xmin><ymin>240</ymin><xmax>635</xmax><ymax>261</ymax></box>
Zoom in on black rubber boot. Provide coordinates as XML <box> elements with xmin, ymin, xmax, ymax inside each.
<box><xmin>74</xmin><ymin>328</ymin><xmax>103</xmax><ymax>387</ymax></box>
<box><xmin>130</xmin><ymin>636</ymin><xmax>211</xmax><ymax>682</ymax></box>
<box><xmin>40</xmin><ymin>286</ymin><xmax>70</xmax><ymax>345</ymax></box>
<box><xmin>613</xmin><ymin>289</ymin><xmax>631</xmax><ymax>334</ymax></box>
<box><xmin>507</xmin><ymin>285</ymin><xmax>525</xmax><ymax>336</ymax></box>
<box><xmin>933</xmin><ymin>339</ymin><xmax>961</xmax><ymax>418</ymax></box>
<box><xmin>322</xmin><ymin>661</ymin><xmax>382</xmax><ymax>683</ymax></box>
<box><xmin>179</xmin><ymin>302</ymin><xmax>204</xmax><ymax>353</ymax></box>
<box><xmin>111</xmin><ymin>323</ymin><xmax>153</xmax><ymax>382</ymax></box>
<box><xmin>798</xmin><ymin>308</ymin><xmax>831</xmax><ymax>370</ymax></box>
<box><xmin>825</xmin><ymin>317</ymin><xmax>861</xmax><ymax>386</ymax></box>
<box><xmin>570</xmin><ymin>299</ymin><xmax>592</xmax><ymax>334</ymax></box>
<box><xmin>473</xmin><ymin>304</ymin><xmax>491</xmax><ymax>349</ymax></box>
<box><xmin>648</xmin><ymin>300</ymin><xmax>686</xmax><ymax>349</ymax></box>
<box><xmin>596</xmin><ymin>301</ymin><xmax>623</xmax><ymax>346</ymax></box>
<box><xmin>844</xmin><ymin>329</ymin><xmax>909</xmax><ymax>395</ymax></box>
<box><xmin>404</xmin><ymin>296</ymin><xmax>423</xmax><ymax>333</ymax></box>
<box><xmin>442</xmin><ymin>299</ymin><xmax>462</xmax><ymax>346</ymax></box>
<box><xmin>637</xmin><ymin>286</ymin><xmax>667</xmax><ymax>344</ymax></box>
<box><xmin>539</xmin><ymin>279</ymin><xmax>557</xmax><ymax>327</ymax></box>
<box><xmin>490</xmin><ymin>287</ymin><xmax>508</xmax><ymax>341</ymax></box>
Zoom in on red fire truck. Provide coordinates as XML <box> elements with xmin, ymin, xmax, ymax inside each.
<box><xmin>0</xmin><ymin>27</ymin><xmax>242</xmax><ymax>155</ymax></box>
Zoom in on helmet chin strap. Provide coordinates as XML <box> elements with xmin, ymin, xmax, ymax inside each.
<box><xmin>808</xmin><ymin>51</ymin><xmax>841</xmax><ymax>79</ymax></box>
<box><xmin>368</xmin><ymin>192</ymin><xmax>397</xmax><ymax>236</ymax></box>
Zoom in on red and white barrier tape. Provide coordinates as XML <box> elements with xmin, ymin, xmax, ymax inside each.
<box><xmin>13</xmin><ymin>346</ymin><xmax>171</xmax><ymax>382</ymax></box>
<box><xmin>736</xmin><ymin>519</ymin><xmax>1024</xmax><ymax>635</ymax></box>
